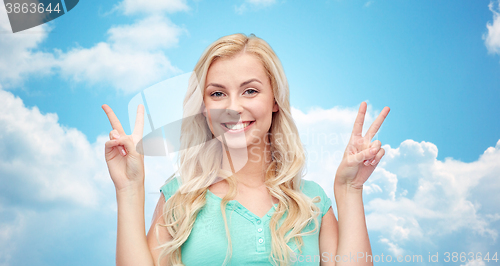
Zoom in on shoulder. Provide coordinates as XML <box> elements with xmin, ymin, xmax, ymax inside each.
<box><xmin>299</xmin><ymin>179</ymin><xmax>332</xmax><ymax>217</ymax></box>
<box><xmin>300</xmin><ymin>179</ymin><xmax>322</xmax><ymax>193</ymax></box>
<box><xmin>159</xmin><ymin>175</ymin><xmax>181</xmax><ymax>201</ymax></box>
<box><xmin>299</xmin><ymin>179</ymin><xmax>327</xmax><ymax>198</ymax></box>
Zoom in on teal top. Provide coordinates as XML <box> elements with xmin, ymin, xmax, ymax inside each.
<box><xmin>160</xmin><ymin>177</ymin><xmax>332</xmax><ymax>265</ymax></box>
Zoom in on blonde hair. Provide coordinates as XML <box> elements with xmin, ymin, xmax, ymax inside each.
<box><xmin>156</xmin><ymin>33</ymin><xmax>321</xmax><ymax>266</ymax></box>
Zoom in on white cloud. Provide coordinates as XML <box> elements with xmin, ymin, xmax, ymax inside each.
<box><xmin>484</xmin><ymin>1</ymin><xmax>500</xmax><ymax>55</ymax></box>
<box><xmin>0</xmin><ymin>86</ymin><xmax>175</xmax><ymax>209</ymax></box>
<box><xmin>0</xmin><ymin>1</ymin><xmax>188</xmax><ymax>94</ymax></box>
<box><xmin>365</xmin><ymin>138</ymin><xmax>499</xmax><ymax>253</ymax></box>
<box><xmin>56</xmin><ymin>15</ymin><xmax>185</xmax><ymax>94</ymax></box>
<box><xmin>0</xmin><ymin>87</ymin><xmax>175</xmax><ymax>265</ymax></box>
<box><xmin>460</xmin><ymin>259</ymin><xmax>486</xmax><ymax>266</ymax></box>
<box><xmin>0</xmin><ymin>87</ymin><xmax>111</xmax><ymax>265</ymax></box>
<box><xmin>107</xmin><ymin>16</ymin><xmax>185</xmax><ymax>51</ymax></box>
<box><xmin>0</xmin><ymin>2</ymin><xmax>56</xmax><ymax>87</ymax></box>
<box><xmin>0</xmin><ymin>89</ymin><xmax>107</xmax><ymax>208</ymax></box>
<box><xmin>291</xmin><ymin>103</ymin><xmax>500</xmax><ymax>257</ymax></box>
<box><xmin>0</xmin><ymin>1</ymin><xmax>190</xmax><ymax>259</ymax></box>
<box><xmin>0</xmin><ymin>207</ymin><xmax>25</xmax><ymax>264</ymax></box>
<box><xmin>117</xmin><ymin>0</ymin><xmax>190</xmax><ymax>15</ymax></box>
<box><xmin>379</xmin><ymin>238</ymin><xmax>404</xmax><ymax>257</ymax></box>
<box><xmin>292</xmin><ymin>103</ymin><xmax>380</xmax><ymax>197</ymax></box>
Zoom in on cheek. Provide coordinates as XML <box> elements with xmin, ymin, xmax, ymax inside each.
<box><xmin>251</xmin><ymin>104</ymin><xmax>274</xmax><ymax>132</ymax></box>
<box><xmin>252</xmin><ymin>102</ymin><xmax>272</xmax><ymax>120</ymax></box>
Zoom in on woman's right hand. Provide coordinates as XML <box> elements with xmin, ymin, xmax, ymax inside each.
<box><xmin>102</xmin><ymin>104</ymin><xmax>145</xmax><ymax>192</ymax></box>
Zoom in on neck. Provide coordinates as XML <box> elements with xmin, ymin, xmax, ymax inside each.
<box><xmin>221</xmin><ymin>140</ymin><xmax>272</xmax><ymax>187</ymax></box>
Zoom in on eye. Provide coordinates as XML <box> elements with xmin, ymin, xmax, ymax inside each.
<box><xmin>244</xmin><ymin>89</ymin><xmax>258</xmax><ymax>95</ymax></box>
<box><xmin>210</xmin><ymin>91</ymin><xmax>225</xmax><ymax>98</ymax></box>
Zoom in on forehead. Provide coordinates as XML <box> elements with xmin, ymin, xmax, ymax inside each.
<box><xmin>205</xmin><ymin>53</ymin><xmax>269</xmax><ymax>85</ymax></box>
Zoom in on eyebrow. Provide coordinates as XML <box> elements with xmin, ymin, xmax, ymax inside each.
<box><xmin>206</xmin><ymin>78</ymin><xmax>262</xmax><ymax>90</ymax></box>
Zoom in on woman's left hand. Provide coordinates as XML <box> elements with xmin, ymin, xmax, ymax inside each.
<box><xmin>335</xmin><ymin>102</ymin><xmax>390</xmax><ymax>190</ymax></box>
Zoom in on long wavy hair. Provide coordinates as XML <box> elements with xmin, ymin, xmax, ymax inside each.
<box><xmin>155</xmin><ymin>33</ymin><xmax>321</xmax><ymax>266</ymax></box>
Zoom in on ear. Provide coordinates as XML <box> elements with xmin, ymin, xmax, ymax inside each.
<box><xmin>272</xmin><ymin>101</ymin><xmax>279</xmax><ymax>113</ymax></box>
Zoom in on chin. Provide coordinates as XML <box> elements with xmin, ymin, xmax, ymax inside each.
<box><xmin>215</xmin><ymin>134</ymin><xmax>250</xmax><ymax>150</ymax></box>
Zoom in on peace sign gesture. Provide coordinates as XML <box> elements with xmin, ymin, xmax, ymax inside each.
<box><xmin>335</xmin><ymin>102</ymin><xmax>390</xmax><ymax>190</ymax></box>
<box><xmin>102</xmin><ymin>104</ymin><xmax>145</xmax><ymax>192</ymax></box>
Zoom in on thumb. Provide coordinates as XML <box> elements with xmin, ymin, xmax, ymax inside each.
<box><xmin>354</xmin><ymin>144</ymin><xmax>380</xmax><ymax>164</ymax></box>
<box><xmin>115</xmin><ymin>136</ymin><xmax>137</xmax><ymax>156</ymax></box>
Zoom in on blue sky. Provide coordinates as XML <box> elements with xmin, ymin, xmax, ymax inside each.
<box><xmin>10</xmin><ymin>0</ymin><xmax>500</xmax><ymax>163</ymax></box>
<box><xmin>1</xmin><ymin>0</ymin><xmax>499</xmax><ymax>265</ymax></box>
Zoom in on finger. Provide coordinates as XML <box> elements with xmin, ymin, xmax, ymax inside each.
<box><xmin>355</xmin><ymin>140</ymin><xmax>382</xmax><ymax>163</ymax></box>
<box><xmin>350</xmin><ymin>102</ymin><xmax>367</xmax><ymax>139</ymax></box>
<box><xmin>364</xmin><ymin>141</ymin><xmax>382</xmax><ymax>165</ymax></box>
<box><xmin>114</xmin><ymin>135</ymin><xmax>137</xmax><ymax>156</ymax></box>
<box><xmin>365</xmin><ymin>106</ymin><xmax>390</xmax><ymax>141</ymax></box>
<box><xmin>132</xmin><ymin>104</ymin><xmax>145</xmax><ymax>140</ymax></box>
<box><xmin>109</xmin><ymin>130</ymin><xmax>127</xmax><ymax>155</ymax></box>
<box><xmin>102</xmin><ymin>104</ymin><xmax>126</xmax><ymax>136</ymax></box>
<box><xmin>105</xmin><ymin>139</ymin><xmax>127</xmax><ymax>157</ymax></box>
<box><xmin>369</xmin><ymin>147</ymin><xmax>385</xmax><ymax>166</ymax></box>
<box><xmin>109</xmin><ymin>129</ymin><xmax>120</xmax><ymax>140</ymax></box>
<box><xmin>370</xmin><ymin>140</ymin><xmax>382</xmax><ymax>150</ymax></box>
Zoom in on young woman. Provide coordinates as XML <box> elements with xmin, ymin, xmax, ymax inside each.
<box><xmin>102</xmin><ymin>33</ymin><xmax>390</xmax><ymax>266</ymax></box>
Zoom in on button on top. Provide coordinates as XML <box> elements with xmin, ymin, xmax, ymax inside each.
<box><xmin>257</xmin><ymin>228</ymin><xmax>263</xmax><ymax>233</ymax></box>
<box><xmin>256</xmin><ymin>219</ymin><xmax>261</xmax><ymax>224</ymax></box>
<box><xmin>258</xmin><ymin>238</ymin><xmax>264</xmax><ymax>244</ymax></box>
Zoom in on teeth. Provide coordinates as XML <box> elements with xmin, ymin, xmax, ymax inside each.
<box><xmin>224</xmin><ymin>122</ymin><xmax>251</xmax><ymax>130</ymax></box>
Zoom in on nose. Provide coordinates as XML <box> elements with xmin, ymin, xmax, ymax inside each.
<box><xmin>225</xmin><ymin>96</ymin><xmax>243</xmax><ymax>121</ymax></box>
<box><xmin>226</xmin><ymin>96</ymin><xmax>243</xmax><ymax>115</ymax></box>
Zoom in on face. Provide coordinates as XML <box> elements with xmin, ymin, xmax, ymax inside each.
<box><xmin>203</xmin><ymin>52</ymin><xmax>279</xmax><ymax>150</ymax></box>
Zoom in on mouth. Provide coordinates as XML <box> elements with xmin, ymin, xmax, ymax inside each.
<box><xmin>221</xmin><ymin>121</ymin><xmax>255</xmax><ymax>132</ymax></box>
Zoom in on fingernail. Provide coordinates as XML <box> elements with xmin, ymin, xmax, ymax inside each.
<box><xmin>371</xmin><ymin>147</ymin><xmax>378</xmax><ymax>154</ymax></box>
<box><xmin>113</xmin><ymin>133</ymin><xmax>120</xmax><ymax>139</ymax></box>
<box><xmin>370</xmin><ymin>159</ymin><xmax>377</xmax><ymax>165</ymax></box>
<box><xmin>121</xmin><ymin>148</ymin><xmax>127</xmax><ymax>156</ymax></box>
<box><xmin>364</xmin><ymin>160</ymin><xmax>370</xmax><ymax>166</ymax></box>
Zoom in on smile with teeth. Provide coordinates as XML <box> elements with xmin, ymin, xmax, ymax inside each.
<box><xmin>223</xmin><ymin>121</ymin><xmax>254</xmax><ymax>130</ymax></box>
